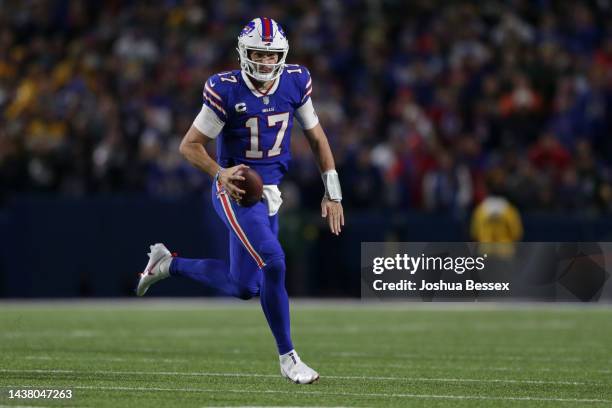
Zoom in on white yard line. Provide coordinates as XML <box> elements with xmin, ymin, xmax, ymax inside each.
<box><xmin>0</xmin><ymin>368</ymin><xmax>605</xmax><ymax>387</ymax></box>
<box><xmin>1</xmin><ymin>298</ymin><xmax>611</xmax><ymax>311</ymax></box>
<box><xmin>328</xmin><ymin>351</ymin><xmax>599</xmax><ymax>364</ymax></box>
<box><xmin>23</xmin><ymin>355</ymin><xmax>190</xmax><ymax>364</ymax></box>
<box><xmin>2</xmin><ymin>384</ymin><xmax>608</xmax><ymax>404</ymax></box>
<box><xmin>19</xmin><ymin>354</ymin><xmax>611</xmax><ymax>374</ymax></box>
<box><xmin>1</xmin><ymin>328</ymin><xmax>268</xmax><ymax>338</ymax></box>
<box><xmin>0</xmin><ymin>322</ymin><xmax>591</xmax><ymax>338</ymax></box>
<box><xmin>393</xmin><ymin>353</ymin><xmax>589</xmax><ymax>363</ymax></box>
<box><xmin>341</xmin><ymin>361</ymin><xmax>612</xmax><ymax>374</ymax></box>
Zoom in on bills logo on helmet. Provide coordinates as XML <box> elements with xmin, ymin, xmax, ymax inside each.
<box><xmin>239</xmin><ymin>21</ymin><xmax>256</xmax><ymax>37</ymax></box>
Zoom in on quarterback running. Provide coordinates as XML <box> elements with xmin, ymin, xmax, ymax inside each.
<box><xmin>136</xmin><ymin>17</ymin><xmax>344</xmax><ymax>384</ymax></box>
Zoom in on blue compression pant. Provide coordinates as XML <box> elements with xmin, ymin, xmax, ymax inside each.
<box><xmin>169</xmin><ymin>181</ymin><xmax>293</xmax><ymax>354</ymax></box>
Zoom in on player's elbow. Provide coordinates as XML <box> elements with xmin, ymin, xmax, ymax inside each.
<box><xmin>178</xmin><ymin>139</ymin><xmax>190</xmax><ymax>157</ymax></box>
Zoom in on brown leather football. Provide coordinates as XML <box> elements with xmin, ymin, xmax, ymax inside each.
<box><xmin>235</xmin><ymin>167</ymin><xmax>263</xmax><ymax>207</ymax></box>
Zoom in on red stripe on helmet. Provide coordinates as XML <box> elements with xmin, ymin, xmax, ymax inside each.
<box><xmin>262</xmin><ymin>17</ymin><xmax>272</xmax><ymax>41</ymax></box>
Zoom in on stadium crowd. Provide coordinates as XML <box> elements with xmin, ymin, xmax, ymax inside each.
<box><xmin>1</xmin><ymin>1</ymin><xmax>611</xmax><ymax>215</ymax></box>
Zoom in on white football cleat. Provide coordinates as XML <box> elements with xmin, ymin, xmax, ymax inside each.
<box><xmin>279</xmin><ymin>350</ymin><xmax>319</xmax><ymax>384</ymax></box>
<box><xmin>136</xmin><ymin>243</ymin><xmax>172</xmax><ymax>296</ymax></box>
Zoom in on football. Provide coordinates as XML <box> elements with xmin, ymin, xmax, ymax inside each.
<box><xmin>235</xmin><ymin>167</ymin><xmax>263</xmax><ymax>207</ymax></box>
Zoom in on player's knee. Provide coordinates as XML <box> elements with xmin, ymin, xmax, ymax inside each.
<box><xmin>236</xmin><ymin>285</ymin><xmax>259</xmax><ymax>300</ymax></box>
<box><xmin>258</xmin><ymin>239</ymin><xmax>284</xmax><ymax>266</ymax></box>
<box><xmin>262</xmin><ymin>257</ymin><xmax>286</xmax><ymax>285</ymax></box>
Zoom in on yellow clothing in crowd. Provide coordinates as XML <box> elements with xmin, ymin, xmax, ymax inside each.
<box><xmin>471</xmin><ymin>196</ymin><xmax>523</xmax><ymax>242</ymax></box>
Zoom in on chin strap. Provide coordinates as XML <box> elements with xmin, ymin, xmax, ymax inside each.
<box><xmin>322</xmin><ymin>169</ymin><xmax>342</xmax><ymax>202</ymax></box>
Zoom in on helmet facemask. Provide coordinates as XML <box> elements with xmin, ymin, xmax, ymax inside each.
<box><xmin>237</xmin><ymin>43</ymin><xmax>288</xmax><ymax>82</ymax></box>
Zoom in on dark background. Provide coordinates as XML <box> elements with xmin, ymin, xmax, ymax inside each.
<box><xmin>1</xmin><ymin>1</ymin><xmax>611</xmax><ymax>297</ymax></box>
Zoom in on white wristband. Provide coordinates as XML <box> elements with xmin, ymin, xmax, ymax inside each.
<box><xmin>322</xmin><ymin>169</ymin><xmax>342</xmax><ymax>201</ymax></box>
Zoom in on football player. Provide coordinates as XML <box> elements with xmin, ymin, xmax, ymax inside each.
<box><xmin>136</xmin><ymin>17</ymin><xmax>344</xmax><ymax>384</ymax></box>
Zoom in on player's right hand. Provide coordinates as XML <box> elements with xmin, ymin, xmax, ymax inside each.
<box><xmin>218</xmin><ymin>164</ymin><xmax>248</xmax><ymax>201</ymax></box>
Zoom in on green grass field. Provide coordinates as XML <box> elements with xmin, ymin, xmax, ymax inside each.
<box><xmin>0</xmin><ymin>300</ymin><xmax>611</xmax><ymax>407</ymax></box>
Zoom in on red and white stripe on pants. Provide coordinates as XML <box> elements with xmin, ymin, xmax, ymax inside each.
<box><xmin>216</xmin><ymin>180</ymin><xmax>266</xmax><ymax>268</ymax></box>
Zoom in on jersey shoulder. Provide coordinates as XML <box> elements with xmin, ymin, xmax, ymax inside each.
<box><xmin>283</xmin><ymin>64</ymin><xmax>311</xmax><ymax>89</ymax></box>
<box><xmin>283</xmin><ymin>64</ymin><xmax>312</xmax><ymax>104</ymax></box>
<box><xmin>206</xmin><ymin>70</ymin><xmax>242</xmax><ymax>96</ymax></box>
<box><xmin>202</xmin><ymin>70</ymin><xmax>242</xmax><ymax>120</ymax></box>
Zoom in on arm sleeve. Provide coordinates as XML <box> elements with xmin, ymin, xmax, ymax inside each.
<box><xmin>202</xmin><ymin>77</ymin><xmax>228</xmax><ymax>122</ymax></box>
<box><xmin>193</xmin><ymin>104</ymin><xmax>225</xmax><ymax>139</ymax></box>
<box><xmin>299</xmin><ymin>68</ymin><xmax>313</xmax><ymax>106</ymax></box>
<box><xmin>294</xmin><ymin>97</ymin><xmax>319</xmax><ymax>130</ymax></box>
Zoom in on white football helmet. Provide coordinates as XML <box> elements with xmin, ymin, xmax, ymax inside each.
<box><xmin>237</xmin><ymin>17</ymin><xmax>289</xmax><ymax>82</ymax></box>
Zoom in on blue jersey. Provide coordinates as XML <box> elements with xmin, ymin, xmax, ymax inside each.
<box><xmin>202</xmin><ymin>65</ymin><xmax>313</xmax><ymax>185</ymax></box>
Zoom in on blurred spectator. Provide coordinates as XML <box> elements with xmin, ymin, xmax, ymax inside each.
<box><xmin>342</xmin><ymin>146</ymin><xmax>384</xmax><ymax>209</ymax></box>
<box><xmin>471</xmin><ymin>195</ymin><xmax>523</xmax><ymax>243</ymax></box>
<box><xmin>422</xmin><ymin>149</ymin><xmax>472</xmax><ymax>215</ymax></box>
<box><xmin>528</xmin><ymin>131</ymin><xmax>571</xmax><ymax>182</ymax></box>
<box><xmin>470</xmin><ymin>193</ymin><xmax>523</xmax><ymax>258</ymax></box>
<box><xmin>0</xmin><ymin>1</ymin><xmax>611</xmax><ymax>216</ymax></box>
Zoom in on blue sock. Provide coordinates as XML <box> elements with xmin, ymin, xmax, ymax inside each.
<box><xmin>170</xmin><ymin>257</ymin><xmax>257</xmax><ymax>299</ymax></box>
<box><xmin>260</xmin><ymin>258</ymin><xmax>293</xmax><ymax>354</ymax></box>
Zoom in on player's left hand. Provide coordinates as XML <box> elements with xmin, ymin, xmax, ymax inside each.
<box><xmin>321</xmin><ymin>197</ymin><xmax>344</xmax><ymax>236</ymax></box>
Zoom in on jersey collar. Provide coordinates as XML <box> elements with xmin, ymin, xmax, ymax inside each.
<box><xmin>241</xmin><ymin>70</ymin><xmax>280</xmax><ymax>98</ymax></box>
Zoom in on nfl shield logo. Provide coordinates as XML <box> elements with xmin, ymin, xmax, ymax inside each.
<box><xmin>263</xmin><ymin>96</ymin><xmax>270</xmax><ymax>105</ymax></box>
